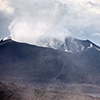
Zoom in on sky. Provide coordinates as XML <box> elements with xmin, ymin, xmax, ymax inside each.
<box><xmin>0</xmin><ymin>0</ymin><xmax>100</xmax><ymax>46</ymax></box>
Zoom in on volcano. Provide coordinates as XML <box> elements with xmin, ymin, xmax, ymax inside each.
<box><xmin>0</xmin><ymin>37</ymin><xmax>100</xmax><ymax>85</ymax></box>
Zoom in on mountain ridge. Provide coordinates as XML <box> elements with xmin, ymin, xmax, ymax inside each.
<box><xmin>24</xmin><ymin>36</ymin><xmax>100</xmax><ymax>53</ymax></box>
<box><xmin>1</xmin><ymin>36</ymin><xmax>100</xmax><ymax>53</ymax></box>
<box><xmin>0</xmin><ymin>37</ymin><xmax>100</xmax><ymax>85</ymax></box>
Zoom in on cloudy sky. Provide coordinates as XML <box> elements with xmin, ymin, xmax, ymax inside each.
<box><xmin>0</xmin><ymin>0</ymin><xmax>100</xmax><ymax>46</ymax></box>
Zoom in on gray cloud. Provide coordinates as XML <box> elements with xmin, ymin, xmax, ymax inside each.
<box><xmin>0</xmin><ymin>0</ymin><xmax>14</xmax><ymax>39</ymax></box>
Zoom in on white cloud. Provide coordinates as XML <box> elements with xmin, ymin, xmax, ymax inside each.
<box><xmin>0</xmin><ymin>0</ymin><xmax>14</xmax><ymax>16</ymax></box>
<box><xmin>0</xmin><ymin>0</ymin><xmax>100</xmax><ymax>46</ymax></box>
<box><xmin>93</xmin><ymin>33</ymin><xmax>100</xmax><ymax>37</ymax></box>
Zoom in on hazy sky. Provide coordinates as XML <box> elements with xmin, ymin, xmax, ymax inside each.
<box><xmin>0</xmin><ymin>0</ymin><xmax>100</xmax><ymax>46</ymax></box>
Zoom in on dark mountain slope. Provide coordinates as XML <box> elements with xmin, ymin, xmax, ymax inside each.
<box><xmin>57</xmin><ymin>47</ymin><xmax>100</xmax><ymax>84</ymax></box>
<box><xmin>0</xmin><ymin>39</ymin><xmax>100</xmax><ymax>85</ymax></box>
<box><xmin>0</xmin><ymin>39</ymin><xmax>70</xmax><ymax>84</ymax></box>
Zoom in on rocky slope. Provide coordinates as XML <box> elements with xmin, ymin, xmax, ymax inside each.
<box><xmin>0</xmin><ymin>81</ymin><xmax>100</xmax><ymax>100</ymax></box>
<box><xmin>35</xmin><ymin>37</ymin><xmax>100</xmax><ymax>52</ymax></box>
<box><xmin>0</xmin><ymin>38</ymin><xmax>100</xmax><ymax>85</ymax></box>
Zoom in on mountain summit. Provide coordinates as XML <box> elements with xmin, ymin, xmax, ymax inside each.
<box><xmin>0</xmin><ymin>38</ymin><xmax>100</xmax><ymax>85</ymax></box>
<box><xmin>36</xmin><ymin>37</ymin><xmax>100</xmax><ymax>53</ymax></box>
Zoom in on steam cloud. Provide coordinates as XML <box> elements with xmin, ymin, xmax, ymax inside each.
<box><xmin>0</xmin><ymin>0</ymin><xmax>100</xmax><ymax>46</ymax></box>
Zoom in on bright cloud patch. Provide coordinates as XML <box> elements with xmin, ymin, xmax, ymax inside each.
<box><xmin>0</xmin><ymin>0</ymin><xmax>14</xmax><ymax>16</ymax></box>
<box><xmin>93</xmin><ymin>33</ymin><xmax>100</xmax><ymax>36</ymax></box>
<box><xmin>0</xmin><ymin>0</ymin><xmax>100</xmax><ymax>46</ymax></box>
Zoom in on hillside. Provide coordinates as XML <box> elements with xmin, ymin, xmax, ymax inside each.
<box><xmin>0</xmin><ymin>39</ymin><xmax>100</xmax><ymax>85</ymax></box>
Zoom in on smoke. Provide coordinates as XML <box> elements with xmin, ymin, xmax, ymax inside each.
<box><xmin>0</xmin><ymin>0</ymin><xmax>100</xmax><ymax>45</ymax></box>
<box><xmin>8</xmin><ymin>0</ymin><xmax>71</xmax><ymax>45</ymax></box>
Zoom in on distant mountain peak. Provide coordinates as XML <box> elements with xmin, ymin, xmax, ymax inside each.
<box><xmin>0</xmin><ymin>36</ymin><xmax>12</xmax><ymax>46</ymax></box>
<box><xmin>0</xmin><ymin>36</ymin><xmax>100</xmax><ymax>53</ymax></box>
<box><xmin>35</xmin><ymin>36</ymin><xmax>100</xmax><ymax>53</ymax></box>
<box><xmin>0</xmin><ymin>36</ymin><xmax>12</xmax><ymax>42</ymax></box>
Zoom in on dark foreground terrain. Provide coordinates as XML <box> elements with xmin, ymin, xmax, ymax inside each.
<box><xmin>0</xmin><ymin>81</ymin><xmax>100</xmax><ymax>100</ymax></box>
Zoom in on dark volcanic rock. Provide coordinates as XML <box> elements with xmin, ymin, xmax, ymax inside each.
<box><xmin>0</xmin><ymin>81</ymin><xmax>100</xmax><ymax>100</ymax></box>
<box><xmin>0</xmin><ymin>39</ymin><xmax>100</xmax><ymax>85</ymax></box>
<box><xmin>0</xmin><ymin>81</ymin><xmax>22</xmax><ymax>100</ymax></box>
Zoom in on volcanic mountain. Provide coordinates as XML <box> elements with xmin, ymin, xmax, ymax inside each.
<box><xmin>0</xmin><ymin>37</ymin><xmax>100</xmax><ymax>85</ymax></box>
